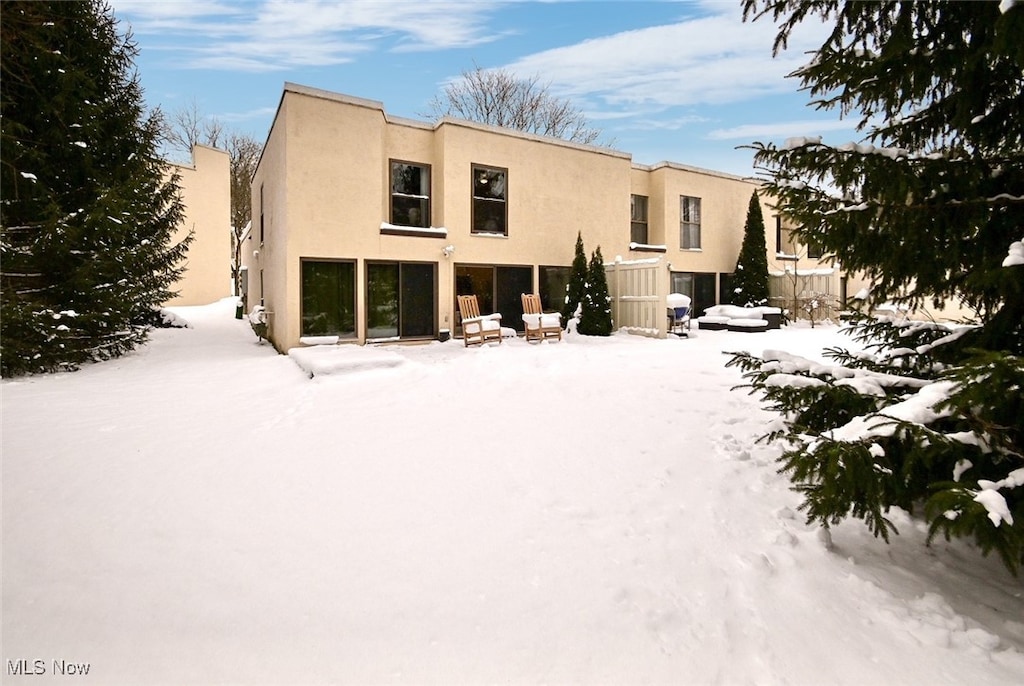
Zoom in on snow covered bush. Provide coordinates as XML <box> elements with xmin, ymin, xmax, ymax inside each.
<box><xmin>728</xmin><ymin>315</ymin><xmax>1023</xmax><ymax>573</ymax></box>
<box><xmin>147</xmin><ymin>307</ymin><xmax>191</xmax><ymax>329</ymax></box>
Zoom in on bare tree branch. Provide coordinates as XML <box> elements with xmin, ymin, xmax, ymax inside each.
<box><xmin>425</xmin><ymin>65</ymin><xmax>606</xmax><ymax>146</ymax></box>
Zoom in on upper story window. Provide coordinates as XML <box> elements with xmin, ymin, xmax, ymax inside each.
<box><xmin>806</xmin><ymin>240</ymin><xmax>823</xmax><ymax>260</ymax></box>
<box><xmin>390</xmin><ymin>161</ymin><xmax>431</xmax><ymax>228</ymax></box>
<box><xmin>472</xmin><ymin>164</ymin><xmax>507</xmax><ymax>235</ymax></box>
<box><xmin>680</xmin><ymin>195</ymin><xmax>701</xmax><ymax>249</ymax></box>
<box><xmin>631</xmin><ymin>194</ymin><xmax>649</xmax><ymax>244</ymax></box>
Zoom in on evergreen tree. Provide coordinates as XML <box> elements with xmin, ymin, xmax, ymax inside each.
<box><xmin>579</xmin><ymin>246</ymin><xmax>613</xmax><ymax>336</ymax></box>
<box><xmin>733</xmin><ymin>1</ymin><xmax>1024</xmax><ymax>572</ymax></box>
<box><xmin>743</xmin><ymin>0</ymin><xmax>1023</xmax><ymax>349</ymax></box>
<box><xmin>731</xmin><ymin>191</ymin><xmax>771</xmax><ymax>306</ymax></box>
<box><xmin>562</xmin><ymin>231</ymin><xmax>588</xmax><ymax>327</ymax></box>
<box><xmin>1</xmin><ymin>1</ymin><xmax>188</xmax><ymax>376</ymax></box>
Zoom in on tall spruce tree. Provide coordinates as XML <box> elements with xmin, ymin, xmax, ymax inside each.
<box><xmin>579</xmin><ymin>246</ymin><xmax>613</xmax><ymax>336</ymax></box>
<box><xmin>562</xmin><ymin>231</ymin><xmax>588</xmax><ymax>327</ymax></box>
<box><xmin>734</xmin><ymin>1</ymin><xmax>1024</xmax><ymax>572</ymax></box>
<box><xmin>1</xmin><ymin>1</ymin><xmax>188</xmax><ymax>376</ymax></box>
<box><xmin>731</xmin><ymin>191</ymin><xmax>771</xmax><ymax>307</ymax></box>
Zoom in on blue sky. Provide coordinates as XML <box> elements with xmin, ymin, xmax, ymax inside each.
<box><xmin>110</xmin><ymin>0</ymin><xmax>861</xmax><ymax>178</ymax></box>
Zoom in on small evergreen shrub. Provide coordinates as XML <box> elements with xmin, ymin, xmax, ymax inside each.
<box><xmin>562</xmin><ymin>231</ymin><xmax>588</xmax><ymax>329</ymax></box>
<box><xmin>578</xmin><ymin>246</ymin><xmax>612</xmax><ymax>336</ymax></box>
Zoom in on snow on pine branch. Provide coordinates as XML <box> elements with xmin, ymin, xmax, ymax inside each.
<box><xmin>822</xmin><ymin>380</ymin><xmax>956</xmax><ymax>444</ymax></box>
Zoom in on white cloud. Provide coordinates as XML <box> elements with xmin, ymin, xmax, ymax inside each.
<box><xmin>707</xmin><ymin>118</ymin><xmax>862</xmax><ymax>141</ymax></box>
<box><xmin>499</xmin><ymin>11</ymin><xmax>828</xmax><ymax>110</ymax></box>
<box><xmin>216</xmin><ymin>106</ymin><xmax>280</xmax><ymax>124</ymax></box>
<box><xmin>112</xmin><ymin>0</ymin><xmax>503</xmax><ymax>72</ymax></box>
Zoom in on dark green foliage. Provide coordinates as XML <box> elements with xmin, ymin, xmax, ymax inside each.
<box><xmin>734</xmin><ymin>0</ymin><xmax>1024</xmax><ymax>572</ymax></box>
<box><xmin>730</xmin><ymin>191</ymin><xmax>771</xmax><ymax>306</ymax></box>
<box><xmin>742</xmin><ymin>0</ymin><xmax>1023</xmax><ymax>345</ymax></box>
<box><xmin>1</xmin><ymin>1</ymin><xmax>188</xmax><ymax>376</ymax></box>
<box><xmin>578</xmin><ymin>246</ymin><xmax>613</xmax><ymax>336</ymax></box>
<box><xmin>728</xmin><ymin>316</ymin><xmax>1024</xmax><ymax>574</ymax></box>
<box><xmin>562</xmin><ymin>231</ymin><xmax>588</xmax><ymax>327</ymax></box>
<box><xmin>923</xmin><ymin>351</ymin><xmax>1024</xmax><ymax>574</ymax></box>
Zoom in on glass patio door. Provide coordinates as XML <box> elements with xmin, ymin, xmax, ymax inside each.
<box><xmin>455</xmin><ymin>264</ymin><xmax>532</xmax><ymax>333</ymax></box>
<box><xmin>366</xmin><ymin>261</ymin><xmax>436</xmax><ymax>339</ymax></box>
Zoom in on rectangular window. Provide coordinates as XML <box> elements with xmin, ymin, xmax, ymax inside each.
<box><xmin>472</xmin><ymin>165</ymin><xmax>507</xmax><ymax>235</ymax></box>
<box><xmin>301</xmin><ymin>260</ymin><xmax>356</xmax><ymax>338</ymax></box>
<box><xmin>630</xmin><ymin>195</ymin><xmax>649</xmax><ymax>244</ymax></box>
<box><xmin>539</xmin><ymin>266</ymin><xmax>571</xmax><ymax>313</ymax></box>
<box><xmin>775</xmin><ymin>216</ymin><xmax>782</xmax><ymax>254</ymax></box>
<box><xmin>259</xmin><ymin>184</ymin><xmax>265</xmax><ymax>244</ymax></box>
<box><xmin>390</xmin><ymin>161</ymin><xmax>430</xmax><ymax>228</ymax></box>
<box><xmin>806</xmin><ymin>240</ymin><xmax>823</xmax><ymax>260</ymax></box>
<box><xmin>680</xmin><ymin>196</ymin><xmax>701</xmax><ymax>249</ymax></box>
<box><xmin>367</xmin><ymin>261</ymin><xmax>436</xmax><ymax>339</ymax></box>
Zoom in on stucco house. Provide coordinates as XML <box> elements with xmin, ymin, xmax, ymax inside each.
<box><xmin>244</xmin><ymin>83</ymin><xmax>826</xmax><ymax>351</ymax></box>
<box><xmin>164</xmin><ymin>144</ymin><xmax>232</xmax><ymax>307</ymax></box>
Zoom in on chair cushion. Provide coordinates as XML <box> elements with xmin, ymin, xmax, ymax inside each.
<box><xmin>523</xmin><ymin>313</ymin><xmax>561</xmax><ymax>329</ymax></box>
<box><xmin>465</xmin><ymin>319</ymin><xmax>500</xmax><ymax>335</ymax></box>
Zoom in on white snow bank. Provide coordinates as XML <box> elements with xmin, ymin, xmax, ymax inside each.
<box><xmin>288</xmin><ymin>343</ymin><xmax>406</xmax><ymax>377</ymax></box>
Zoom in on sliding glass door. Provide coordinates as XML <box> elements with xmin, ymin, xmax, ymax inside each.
<box><xmin>366</xmin><ymin>261</ymin><xmax>436</xmax><ymax>339</ymax></box>
<box><xmin>454</xmin><ymin>264</ymin><xmax>532</xmax><ymax>333</ymax></box>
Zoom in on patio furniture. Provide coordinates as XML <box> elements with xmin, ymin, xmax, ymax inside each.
<box><xmin>457</xmin><ymin>295</ymin><xmax>503</xmax><ymax>346</ymax></box>
<box><xmin>697</xmin><ymin>304</ymin><xmax>782</xmax><ymax>331</ymax></box>
<box><xmin>521</xmin><ymin>293</ymin><xmax>562</xmax><ymax>343</ymax></box>
<box><xmin>666</xmin><ymin>293</ymin><xmax>691</xmax><ymax>337</ymax></box>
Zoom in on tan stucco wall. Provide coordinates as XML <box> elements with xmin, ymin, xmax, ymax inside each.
<box><xmin>165</xmin><ymin>144</ymin><xmax>231</xmax><ymax>306</ymax></box>
<box><xmin>635</xmin><ymin>162</ymin><xmax>771</xmax><ymax>275</ymax></box>
<box><xmin>252</xmin><ymin>84</ymin><xmax>775</xmax><ymax>350</ymax></box>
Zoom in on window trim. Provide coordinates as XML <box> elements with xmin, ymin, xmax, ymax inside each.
<box><xmin>631</xmin><ymin>194</ymin><xmax>649</xmax><ymax>245</ymax></box>
<box><xmin>471</xmin><ymin>163</ymin><xmax>508</xmax><ymax>236</ymax></box>
<box><xmin>680</xmin><ymin>195</ymin><xmax>702</xmax><ymax>250</ymax></box>
<box><xmin>388</xmin><ymin>159</ymin><xmax>432</xmax><ymax>229</ymax></box>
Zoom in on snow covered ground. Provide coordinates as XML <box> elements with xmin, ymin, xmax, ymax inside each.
<box><xmin>3</xmin><ymin>298</ymin><xmax>1023</xmax><ymax>685</ymax></box>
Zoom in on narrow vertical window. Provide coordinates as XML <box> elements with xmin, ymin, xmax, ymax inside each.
<box><xmin>259</xmin><ymin>184</ymin><xmax>265</xmax><ymax>244</ymax></box>
<box><xmin>630</xmin><ymin>194</ymin><xmax>649</xmax><ymax>244</ymax></box>
<box><xmin>390</xmin><ymin>161</ymin><xmax>430</xmax><ymax>228</ymax></box>
<box><xmin>472</xmin><ymin>164</ymin><xmax>507</xmax><ymax>235</ymax></box>
<box><xmin>775</xmin><ymin>215</ymin><xmax>783</xmax><ymax>254</ymax></box>
<box><xmin>680</xmin><ymin>196</ymin><xmax>701</xmax><ymax>249</ymax></box>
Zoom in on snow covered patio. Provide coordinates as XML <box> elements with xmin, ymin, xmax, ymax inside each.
<box><xmin>3</xmin><ymin>299</ymin><xmax>1022</xmax><ymax>685</ymax></box>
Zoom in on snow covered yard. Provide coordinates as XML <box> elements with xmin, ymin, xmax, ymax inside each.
<box><xmin>3</xmin><ymin>299</ymin><xmax>1022</xmax><ymax>685</ymax></box>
